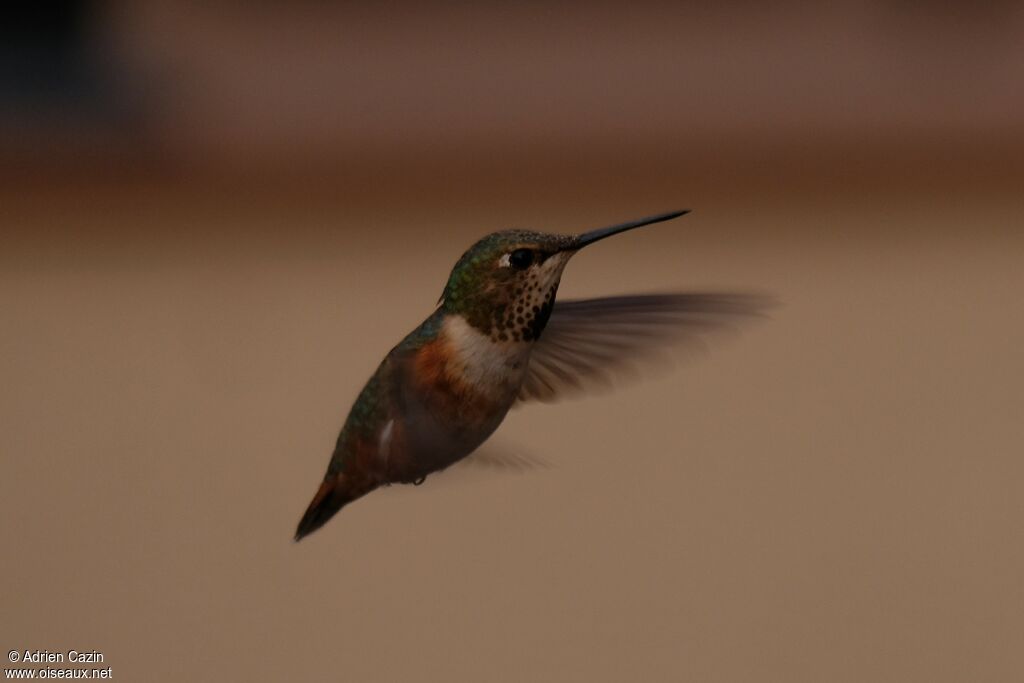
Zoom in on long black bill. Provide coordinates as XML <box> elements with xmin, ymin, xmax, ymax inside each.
<box><xmin>573</xmin><ymin>210</ymin><xmax>689</xmax><ymax>249</ymax></box>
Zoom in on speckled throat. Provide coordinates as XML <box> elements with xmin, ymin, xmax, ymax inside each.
<box><xmin>455</xmin><ymin>250</ymin><xmax>573</xmax><ymax>343</ymax></box>
<box><xmin>438</xmin><ymin>212</ymin><xmax>688</xmax><ymax>343</ymax></box>
<box><xmin>439</xmin><ymin>227</ymin><xmax>576</xmax><ymax>340</ymax></box>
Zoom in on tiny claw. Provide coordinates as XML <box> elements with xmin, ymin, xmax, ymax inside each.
<box><xmin>413</xmin><ymin>476</ymin><xmax>427</xmax><ymax>486</ymax></box>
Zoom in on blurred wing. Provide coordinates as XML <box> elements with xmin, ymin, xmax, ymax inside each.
<box><xmin>518</xmin><ymin>292</ymin><xmax>773</xmax><ymax>403</ymax></box>
<box><xmin>457</xmin><ymin>444</ymin><xmax>551</xmax><ymax>472</ymax></box>
<box><xmin>378</xmin><ymin>441</ymin><xmax>551</xmax><ymax>497</ymax></box>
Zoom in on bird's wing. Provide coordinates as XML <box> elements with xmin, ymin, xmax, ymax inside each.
<box><xmin>457</xmin><ymin>444</ymin><xmax>551</xmax><ymax>472</ymax></box>
<box><xmin>517</xmin><ymin>292</ymin><xmax>773</xmax><ymax>403</ymax></box>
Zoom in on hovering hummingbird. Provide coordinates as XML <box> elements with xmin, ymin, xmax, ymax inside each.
<box><xmin>295</xmin><ymin>210</ymin><xmax>766</xmax><ymax>540</ymax></box>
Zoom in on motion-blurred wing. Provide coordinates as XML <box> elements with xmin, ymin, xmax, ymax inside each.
<box><xmin>518</xmin><ymin>293</ymin><xmax>772</xmax><ymax>403</ymax></box>
<box><xmin>458</xmin><ymin>445</ymin><xmax>551</xmax><ymax>472</ymax></box>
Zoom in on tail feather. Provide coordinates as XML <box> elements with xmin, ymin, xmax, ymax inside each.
<box><xmin>294</xmin><ymin>475</ymin><xmax>372</xmax><ymax>541</ymax></box>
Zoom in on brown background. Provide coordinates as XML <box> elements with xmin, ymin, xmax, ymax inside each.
<box><xmin>2</xmin><ymin>2</ymin><xmax>1023</xmax><ymax>681</ymax></box>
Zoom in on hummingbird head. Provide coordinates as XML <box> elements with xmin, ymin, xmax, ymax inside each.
<box><xmin>441</xmin><ymin>211</ymin><xmax>688</xmax><ymax>342</ymax></box>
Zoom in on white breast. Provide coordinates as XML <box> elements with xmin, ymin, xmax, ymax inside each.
<box><xmin>442</xmin><ymin>314</ymin><xmax>531</xmax><ymax>397</ymax></box>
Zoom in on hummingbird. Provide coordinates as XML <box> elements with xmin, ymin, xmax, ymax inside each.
<box><xmin>295</xmin><ymin>210</ymin><xmax>767</xmax><ymax>540</ymax></box>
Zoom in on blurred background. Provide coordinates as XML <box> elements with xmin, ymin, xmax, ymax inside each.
<box><xmin>2</xmin><ymin>2</ymin><xmax>1022</xmax><ymax>681</ymax></box>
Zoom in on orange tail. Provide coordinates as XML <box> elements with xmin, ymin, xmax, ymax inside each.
<box><xmin>294</xmin><ymin>475</ymin><xmax>374</xmax><ymax>541</ymax></box>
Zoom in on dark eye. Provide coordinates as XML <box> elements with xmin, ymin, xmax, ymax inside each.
<box><xmin>509</xmin><ymin>249</ymin><xmax>534</xmax><ymax>270</ymax></box>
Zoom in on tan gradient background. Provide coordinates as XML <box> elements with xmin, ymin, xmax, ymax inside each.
<box><xmin>3</xmin><ymin>3</ymin><xmax>1024</xmax><ymax>681</ymax></box>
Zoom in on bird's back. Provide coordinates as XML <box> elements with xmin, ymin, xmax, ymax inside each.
<box><xmin>295</xmin><ymin>309</ymin><xmax>528</xmax><ymax>539</ymax></box>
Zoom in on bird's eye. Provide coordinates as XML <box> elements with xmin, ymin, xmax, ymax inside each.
<box><xmin>508</xmin><ymin>249</ymin><xmax>534</xmax><ymax>270</ymax></box>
